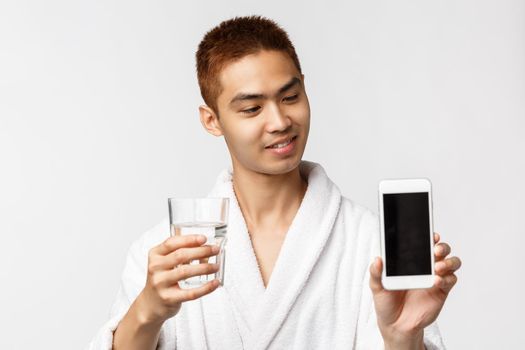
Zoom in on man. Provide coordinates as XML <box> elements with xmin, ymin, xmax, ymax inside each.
<box><xmin>89</xmin><ymin>15</ymin><xmax>461</xmax><ymax>349</ymax></box>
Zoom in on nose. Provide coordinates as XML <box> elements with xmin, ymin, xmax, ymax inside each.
<box><xmin>265</xmin><ymin>103</ymin><xmax>292</xmax><ymax>133</ymax></box>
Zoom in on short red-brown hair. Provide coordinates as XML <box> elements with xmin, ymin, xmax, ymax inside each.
<box><xmin>195</xmin><ymin>15</ymin><xmax>302</xmax><ymax>115</ymax></box>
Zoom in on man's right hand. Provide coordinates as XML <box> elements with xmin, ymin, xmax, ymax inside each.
<box><xmin>137</xmin><ymin>234</ymin><xmax>221</xmax><ymax>325</ymax></box>
<box><xmin>113</xmin><ymin>234</ymin><xmax>220</xmax><ymax>350</ymax></box>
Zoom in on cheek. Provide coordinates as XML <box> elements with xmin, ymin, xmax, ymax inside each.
<box><xmin>291</xmin><ymin>101</ymin><xmax>310</xmax><ymax>125</ymax></box>
<box><xmin>226</xmin><ymin>120</ymin><xmax>262</xmax><ymax>149</ymax></box>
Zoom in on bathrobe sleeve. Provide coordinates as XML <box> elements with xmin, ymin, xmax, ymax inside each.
<box><xmin>86</xmin><ymin>220</ymin><xmax>176</xmax><ymax>350</ymax></box>
<box><xmin>355</xmin><ymin>209</ymin><xmax>447</xmax><ymax>350</ymax></box>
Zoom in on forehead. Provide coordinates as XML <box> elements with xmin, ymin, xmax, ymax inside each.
<box><xmin>217</xmin><ymin>50</ymin><xmax>300</xmax><ymax>104</ymax></box>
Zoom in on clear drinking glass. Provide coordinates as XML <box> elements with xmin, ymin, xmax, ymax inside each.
<box><xmin>168</xmin><ymin>197</ymin><xmax>229</xmax><ymax>289</ymax></box>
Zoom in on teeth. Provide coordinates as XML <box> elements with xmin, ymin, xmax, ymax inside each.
<box><xmin>270</xmin><ymin>138</ymin><xmax>292</xmax><ymax>148</ymax></box>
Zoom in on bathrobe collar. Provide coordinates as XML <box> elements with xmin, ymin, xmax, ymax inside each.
<box><xmin>207</xmin><ymin>160</ymin><xmax>342</xmax><ymax>349</ymax></box>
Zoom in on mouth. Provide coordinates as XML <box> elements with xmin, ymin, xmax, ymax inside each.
<box><xmin>265</xmin><ymin>135</ymin><xmax>297</xmax><ymax>149</ymax></box>
<box><xmin>265</xmin><ymin>135</ymin><xmax>298</xmax><ymax>156</ymax></box>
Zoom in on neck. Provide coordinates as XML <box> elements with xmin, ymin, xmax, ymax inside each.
<box><xmin>231</xmin><ymin>162</ymin><xmax>307</xmax><ymax>230</ymax></box>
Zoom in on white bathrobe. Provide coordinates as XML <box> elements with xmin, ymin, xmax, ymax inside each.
<box><xmin>87</xmin><ymin>161</ymin><xmax>446</xmax><ymax>350</ymax></box>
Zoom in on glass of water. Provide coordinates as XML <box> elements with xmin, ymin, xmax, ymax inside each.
<box><xmin>168</xmin><ymin>197</ymin><xmax>229</xmax><ymax>289</ymax></box>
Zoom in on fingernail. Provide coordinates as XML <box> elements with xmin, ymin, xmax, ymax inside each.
<box><xmin>197</xmin><ymin>235</ymin><xmax>206</xmax><ymax>243</ymax></box>
<box><xmin>212</xmin><ymin>245</ymin><xmax>220</xmax><ymax>253</ymax></box>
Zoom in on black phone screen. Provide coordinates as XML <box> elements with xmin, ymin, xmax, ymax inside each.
<box><xmin>383</xmin><ymin>192</ymin><xmax>432</xmax><ymax>276</ymax></box>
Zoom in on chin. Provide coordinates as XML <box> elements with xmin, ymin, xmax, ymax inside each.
<box><xmin>232</xmin><ymin>140</ymin><xmax>307</xmax><ymax>176</ymax></box>
<box><xmin>258</xmin><ymin>156</ymin><xmax>303</xmax><ymax>176</ymax></box>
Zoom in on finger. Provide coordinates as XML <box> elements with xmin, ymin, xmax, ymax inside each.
<box><xmin>434</xmin><ymin>232</ymin><xmax>440</xmax><ymax>244</ymax></box>
<box><xmin>166</xmin><ymin>245</ymin><xmax>220</xmax><ymax>269</ymax></box>
<box><xmin>179</xmin><ymin>279</ymin><xmax>221</xmax><ymax>302</ymax></box>
<box><xmin>152</xmin><ymin>234</ymin><xmax>207</xmax><ymax>256</ymax></box>
<box><xmin>157</xmin><ymin>263</ymin><xmax>220</xmax><ymax>287</ymax></box>
<box><xmin>369</xmin><ymin>257</ymin><xmax>385</xmax><ymax>294</ymax></box>
<box><xmin>435</xmin><ymin>256</ymin><xmax>462</xmax><ymax>275</ymax></box>
<box><xmin>434</xmin><ymin>273</ymin><xmax>458</xmax><ymax>294</ymax></box>
<box><xmin>434</xmin><ymin>242</ymin><xmax>451</xmax><ymax>260</ymax></box>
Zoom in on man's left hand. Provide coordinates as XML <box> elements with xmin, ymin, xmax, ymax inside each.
<box><xmin>369</xmin><ymin>232</ymin><xmax>462</xmax><ymax>349</ymax></box>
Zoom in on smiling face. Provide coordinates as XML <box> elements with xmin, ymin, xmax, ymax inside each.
<box><xmin>199</xmin><ymin>49</ymin><xmax>310</xmax><ymax>176</ymax></box>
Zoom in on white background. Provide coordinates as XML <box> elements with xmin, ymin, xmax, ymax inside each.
<box><xmin>1</xmin><ymin>1</ymin><xmax>523</xmax><ymax>349</ymax></box>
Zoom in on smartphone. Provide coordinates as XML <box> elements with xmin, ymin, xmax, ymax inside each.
<box><xmin>378</xmin><ymin>178</ymin><xmax>435</xmax><ymax>290</ymax></box>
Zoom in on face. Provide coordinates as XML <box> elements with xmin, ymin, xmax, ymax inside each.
<box><xmin>200</xmin><ymin>49</ymin><xmax>310</xmax><ymax>176</ymax></box>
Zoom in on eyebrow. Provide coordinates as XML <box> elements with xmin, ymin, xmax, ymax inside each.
<box><xmin>228</xmin><ymin>76</ymin><xmax>302</xmax><ymax>106</ymax></box>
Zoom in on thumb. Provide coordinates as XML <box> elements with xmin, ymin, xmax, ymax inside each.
<box><xmin>369</xmin><ymin>256</ymin><xmax>385</xmax><ymax>294</ymax></box>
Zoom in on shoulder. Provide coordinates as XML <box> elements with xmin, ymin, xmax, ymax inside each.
<box><xmin>111</xmin><ymin>217</ymin><xmax>171</xmax><ymax>304</ymax></box>
<box><xmin>127</xmin><ymin>216</ymin><xmax>171</xmax><ymax>260</ymax></box>
<box><xmin>339</xmin><ymin>196</ymin><xmax>379</xmax><ymax>231</ymax></box>
<box><xmin>336</xmin><ymin>196</ymin><xmax>381</xmax><ymax>257</ymax></box>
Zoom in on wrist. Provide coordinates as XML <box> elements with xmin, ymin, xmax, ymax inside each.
<box><xmin>113</xmin><ymin>291</ymin><xmax>165</xmax><ymax>350</ymax></box>
<box><xmin>383</xmin><ymin>329</ymin><xmax>425</xmax><ymax>350</ymax></box>
<box><xmin>133</xmin><ymin>291</ymin><xmax>167</xmax><ymax>328</ymax></box>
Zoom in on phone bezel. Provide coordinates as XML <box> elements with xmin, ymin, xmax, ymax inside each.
<box><xmin>378</xmin><ymin>178</ymin><xmax>435</xmax><ymax>290</ymax></box>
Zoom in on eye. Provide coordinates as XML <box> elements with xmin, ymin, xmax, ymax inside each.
<box><xmin>283</xmin><ymin>94</ymin><xmax>299</xmax><ymax>102</ymax></box>
<box><xmin>241</xmin><ymin>106</ymin><xmax>260</xmax><ymax>114</ymax></box>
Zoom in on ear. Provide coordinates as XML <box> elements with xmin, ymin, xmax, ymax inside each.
<box><xmin>199</xmin><ymin>105</ymin><xmax>223</xmax><ymax>136</ymax></box>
